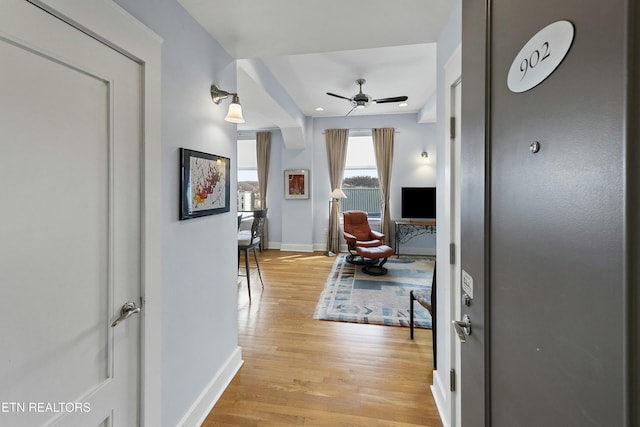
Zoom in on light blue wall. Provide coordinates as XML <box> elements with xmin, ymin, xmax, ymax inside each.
<box><xmin>113</xmin><ymin>0</ymin><xmax>240</xmax><ymax>425</ymax></box>
<box><xmin>110</xmin><ymin>0</ymin><xmax>459</xmax><ymax>422</ymax></box>
<box><xmin>260</xmin><ymin>113</ymin><xmax>437</xmax><ymax>253</ymax></box>
<box><xmin>311</xmin><ymin>114</ymin><xmax>437</xmax><ymax>253</ymax></box>
<box><xmin>279</xmin><ymin>117</ymin><xmax>316</xmax><ymax>251</ymax></box>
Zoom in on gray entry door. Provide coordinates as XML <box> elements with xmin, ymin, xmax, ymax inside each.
<box><xmin>460</xmin><ymin>0</ymin><xmax>630</xmax><ymax>426</ymax></box>
<box><xmin>459</xmin><ymin>0</ymin><xmax>489</xmax><ymax>425</ymax></box>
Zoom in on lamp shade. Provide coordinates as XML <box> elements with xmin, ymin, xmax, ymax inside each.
<box><xmin>224</xmin><ymin>102</ymin><xmax>245</xmax><ymax>123</ymax></box>
<box><xmin>331</xmin><ymin>188</ymin><xmax>347</xmax><ymax>199</ymax></box>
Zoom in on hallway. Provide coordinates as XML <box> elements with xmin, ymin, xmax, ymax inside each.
<box><xmin>203</xmin><ymin>251</ymin><xmax>441</xmax><ymax>426</ymax></box>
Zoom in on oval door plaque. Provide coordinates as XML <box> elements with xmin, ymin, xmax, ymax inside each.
<box><xmin>507</xmin><ymin>20</ymin><xmax>575</xmax><ymax>93</ymax></box>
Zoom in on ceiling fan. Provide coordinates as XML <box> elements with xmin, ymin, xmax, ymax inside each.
<box><xmin>326</xmin><ymin>78</ymin><xmax>408</xmax><ymax>115</ymax></box>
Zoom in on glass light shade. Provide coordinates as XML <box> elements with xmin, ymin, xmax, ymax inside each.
<box><xmin>224</xmin><ymin>102</ymin><xmax>245</xmax><ymax>123</ymax></box>
<box><xmin>331</xmin><ymin>188</ymin><xmax>347</xmax><ymax>199</ymax></box>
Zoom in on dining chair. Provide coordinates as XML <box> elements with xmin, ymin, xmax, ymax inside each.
<box><xmin>238</xmin><ymin>209</ymin><xmax>267</xmax><ymax>301</ymax></box>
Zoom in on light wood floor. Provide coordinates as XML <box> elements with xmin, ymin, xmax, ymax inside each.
<box><xmin>202</xmin><ymin>250</ymin><xmax>442</xmax><ymax>427</ymax></box>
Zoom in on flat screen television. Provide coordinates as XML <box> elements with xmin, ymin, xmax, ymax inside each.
<box><xmin>401</xmin><ymin>187</ymin><xmax>436</xmax><ymax>219</ymax></box>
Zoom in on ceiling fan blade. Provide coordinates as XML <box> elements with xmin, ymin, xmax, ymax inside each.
<box><xmin>327</xmin><ymin>92</ymin><xmax>351</xmax><ymax>101</ymax></box>
<box><xmin>373</xmin><ymin>96</ymin><xmax>408</xmax><ymax>104</ymax></box>
<box><xmin>344</xmin><ymin>106</ymin><xmax>356</xmax><ymax>117</ymax></box>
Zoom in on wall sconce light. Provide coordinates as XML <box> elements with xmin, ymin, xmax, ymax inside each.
<box><xmin>421</xmin><ymin>151</ymin><xmax>429</xmax><ymax>162</ymax></box>
<box><xmin>210</xmin><ymin>84</ymin><xmax>245</xmax><ymax>123</ymax></box>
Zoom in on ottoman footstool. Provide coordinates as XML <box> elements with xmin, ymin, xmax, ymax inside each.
<box><xmin>355</xmin><ymin>245</ymin><xmax>395</xmax><ymax>275</ymax></box>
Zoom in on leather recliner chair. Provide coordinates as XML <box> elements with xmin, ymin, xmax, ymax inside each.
<box><xmin>342</xmin><ymin>210</ymin><xmax>384</xmax><ymax>264</ymax></box>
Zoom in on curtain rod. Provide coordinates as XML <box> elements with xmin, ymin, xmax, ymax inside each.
<box><xmin>238</xmin><ymin>128</ymin><xmax>399</xmax><ymax>137</ymax></box>
<box><xmin>321</xmin><ymin>128</ymin><xmax>399</xmax><ymax>134</ymax></box>
<box><xmin>237</xmin><ymin>129</ymin><xmax>278</xmax><ymax>139</ymax></box>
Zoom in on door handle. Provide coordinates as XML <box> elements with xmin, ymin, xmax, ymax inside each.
<box><xmin>452</xmin><ymin>314</ymin><xmax>472</xmax><ymax>343</ymax></box>
<box><xmin>111</xmin><ymin>301</ymin><xmax>141</xmax><ymax>327</ymax></box>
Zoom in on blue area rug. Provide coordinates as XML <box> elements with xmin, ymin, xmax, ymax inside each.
<box><xmin>313</xmin><ymin>254</ymin><xmax>434</xmax><ymax>328</ymax></box>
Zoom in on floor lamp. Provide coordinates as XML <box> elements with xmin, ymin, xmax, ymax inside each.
<box><xmin>326</xmin><ymin>188</ymin><xmax>347</xmax><ymax>256</ymax></box>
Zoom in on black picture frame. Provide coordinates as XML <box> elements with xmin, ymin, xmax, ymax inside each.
<box><xmin>180</xmin><ymin>148</ymin><xmax>230</xmax><ymax>220</ymax></box>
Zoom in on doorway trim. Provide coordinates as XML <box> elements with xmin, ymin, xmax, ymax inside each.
<box><xmin>30</xmin><ymin>1</ymin><xmax>163</xmax><ymax>425</ymax></box>
<box><xmin>432</xmin><ymin>43</ymin><xmax>461</xmax><ymax>427</ymax></box>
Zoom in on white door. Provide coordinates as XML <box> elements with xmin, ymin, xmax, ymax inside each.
<box><xmin>0</xmin><ymin>1</ymin><xmax>141</xmax><ymax>425</ymax></box>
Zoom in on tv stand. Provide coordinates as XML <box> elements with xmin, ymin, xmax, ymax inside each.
<box><xmin>394</xmin><ymin>219</ymin><xmax>436</xmax><ymax>257</ymax></box>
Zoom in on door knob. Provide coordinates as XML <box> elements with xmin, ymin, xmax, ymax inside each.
<box><xmin>452</xmin><ymin>314</ymin><xmax>472</xmax><ymax>343</ymax></box>
<box><xmin>111</xmin><ymin>301</ymin><xmax>141</xmax><ymax>327</ymax></box>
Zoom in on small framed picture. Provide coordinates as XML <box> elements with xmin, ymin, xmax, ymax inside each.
<box><xmin>284</xmin><ymin>169</ymin><xmax>309</xmax><ymax>199</ymax></box>
<box><xmin>180</xmin><ymin>148</ymin><xmax>231</xmax><ymax>220</ymax></box>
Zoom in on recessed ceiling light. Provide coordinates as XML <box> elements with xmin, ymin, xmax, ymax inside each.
<box><xmin>315</xmin><ymin>107</ymin><xmax>324</xmax><ymax>112</ymax></box>
<box><xmin>399</xmin><ymin>102</ymin><xmax>408</xmax><ymax>108</ymax></box>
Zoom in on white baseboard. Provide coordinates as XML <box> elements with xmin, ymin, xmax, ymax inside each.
<box><xmin>313</xmin><ymin>243</ymin><xmax>349</xmax><ymax>252</ymax></box>
<box><xmin>397</xmin><ymin>246</ymin><xmax>436</xmax><ymax>256</ymax></box>
<box><xmin>431</xmin><ymin>369</ymin><xmax>451</xmax><ymax>427</ymax></box>
<box><xmin>279</xmin><ymin>243</ymin><xmax>314</xmax><ymax>252</ymax></box>
<box><xmin>313</xmin><ymin>243</ymin><xmax>326</xmax><ymax>252</ymax></box>
<box><xmin>266</xmin><ymin>241</ymin><xmax>281</xmax><ymax>250</ymax></box>
<box><xmin>177</xmin><ymin>346</ymin><xmax>243</xmax><ymax>427</ymax></box>
<box><xmin>276</xmin><ymin>243</ymin><xmax>433</xmax><ymax>256</ymax></box>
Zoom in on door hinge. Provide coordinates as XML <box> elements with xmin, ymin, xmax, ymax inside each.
<box><xmin>450</xmin><ymin>117</ymin><xmax>456</xmax><ymax>139</ymax></box>
<box><xmin>450</xmin><ymin>369</ymin><xmax>456</xmax><ymax>392</ymax></box>
<box><xmin>449</xmin><ymin>243</ymin><xmax>456</xmax><ymax>265</ymax></box>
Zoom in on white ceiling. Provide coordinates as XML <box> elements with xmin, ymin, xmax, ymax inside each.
<box><xmin>178</xmin><ymin>0</ymin><xmax>456</xmax><ymax>129</ymax></box>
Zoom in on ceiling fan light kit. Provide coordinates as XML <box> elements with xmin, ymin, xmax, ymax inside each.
<box><xmin>352</xmin><ymin>100</ymin><xmax>368</xmax><ymax>109</ymax></box>
<box><xmin>326</xmin><ymin>78</ymin><xmax>408</xmax><ymax>115</ymax></box>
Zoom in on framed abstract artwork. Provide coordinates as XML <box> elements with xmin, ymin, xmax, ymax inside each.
<box><xmin>284</xmin><ymin>169</ymin><xmax>309</xmax><ymax>199</ymax></box>
<box><xmin>180</xmin><ymin>148</ymin><xmax>230</xmax><ymax>220</ymax></box>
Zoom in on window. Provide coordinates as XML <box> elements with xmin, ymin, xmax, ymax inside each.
<box><xmin>341</xmin><ymin>134</ymin><xmax>381</xmax><ymax>217</ymax></box>
<box><xmin>237</xmin><ymin>138</ymin><xmax>261</xmax><ymax>211</ymax></box>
